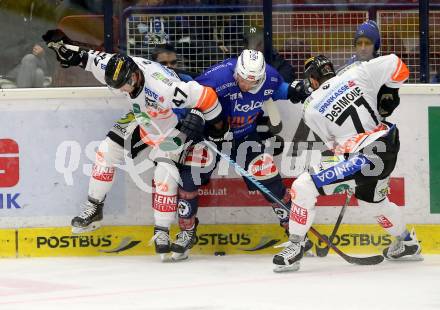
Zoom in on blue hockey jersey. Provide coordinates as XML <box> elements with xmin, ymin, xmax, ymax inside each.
<box><xmin>195</xmin><ymin>58</ymin><xmax>289</xmax><ymax>139</ymax></box>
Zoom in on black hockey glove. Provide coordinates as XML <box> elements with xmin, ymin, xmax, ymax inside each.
<box><xmin>42</xmin><ymin>29</ymin><xmax>73</xmax><ymax>45</ymax></box>
<box><xmin>288</xmin><ymin>79</ymin><xmax>312</xmax><ymax>104</ymax></box>
<box><xmin>377</xmin><ymin>85</ymin><xmax>400</xmax><ymax>117</ymax></box>
<box><xmin>180</xmin><ymin>109</ymin><xmax>205</xmax><ymax>142</ymax></box>
<box><xmin>265</xmin><ymin>135</ymin><xmax>285</xmax><ymax>156</ymax></box>
<box><xmin>257</xmin><ymin>115</ymin><xmax>282</xmax><ymax>136</ymax></box>
<box><xmin>206</xmin><ymin>119</ymin><xmax>232</xmax><ymax>143</ymax></box>
<box><xmin>256</xmin><ymin>116</ymin><xmax>284</xmax><ymax>156</ymax></box>
<box><xmin>42</xmin><ymin>29</ymin><xmax>88</xmax><ymax>68</ymax></box>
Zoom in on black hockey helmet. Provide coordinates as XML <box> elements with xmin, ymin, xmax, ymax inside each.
<box><xmin>304</xmin><ymin>55</ymin><xmax>335</xmax><ymax>83</ymax></box>
<box><xmin>105</xmin><ymin>54</ymin><xmax>139</xmax><ymax>89</ymax></box>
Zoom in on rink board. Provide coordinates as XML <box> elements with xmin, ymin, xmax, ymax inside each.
<box><xmin>0</xmin><ymin>229</ymin><xmax>17</xmax><ymax>258</ymax></box>
<box><xmin>10</xmin><ymin>224</ymin><xmax>440</xmax><ymax>257</ymax></box>
<box><xmin>1</xmin><ymin>86</ymin><xmax>440</xmax><ymax>228</ymax></box>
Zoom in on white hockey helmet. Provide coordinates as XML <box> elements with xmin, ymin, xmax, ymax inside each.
<box><xmin>235</xmin><ymin>49</ymin><xmax>266</xmax><ymax>89</ymax></box>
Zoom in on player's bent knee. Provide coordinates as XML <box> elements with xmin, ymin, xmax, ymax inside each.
<box><xmin>95</xmin><ymin>137</ymin><xmax>125</xmax><ymax>167</ymax></box>
<box><xmin>90</xmin><ymin>138</ymin><xmax>124</xmax><ymax>182</ymax></box>
<box><xmin>152</xmin><ymin>164</ymin><xmax>179</xmax><ymax>228</ymax></box>
<box><xmin>290</xmin><ymin>172</ymin><xmax>319</xmax><ymax>210</ymax></box>
<box><xmin>155</xmin><ymin>162</ymin><xmax>180</xmax><ymax>193</ymax></box>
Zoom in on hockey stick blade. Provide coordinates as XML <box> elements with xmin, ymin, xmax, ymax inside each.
<box><xmin>203</xmin><ymin>140</ymin><xmax>384</xmax><ymax>266</ymax></box>
<box><xmin>315</xmin><ymin>235</ymin><xmax>331</xmax><ymax>257</ymax></box>
<box><xmin>309</xmin><ymin>227</ymin><xmax>384</xmax><ymax>265</ymax></box>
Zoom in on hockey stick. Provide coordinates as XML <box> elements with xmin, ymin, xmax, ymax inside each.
<box><xmin>203</xmin><ymin>140</ymin><xmax>384</xmax><ymax>266</ymax></box>
<box><xmin>315</xmin><ymin>188</ymin><xmax>353</xmax><ymax>257</ymax></box>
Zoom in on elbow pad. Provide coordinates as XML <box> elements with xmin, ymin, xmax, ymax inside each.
<box><xmin>377</xmin><ymin>85</ymin><xmax>400</xmax><ymax>117</ymax></box>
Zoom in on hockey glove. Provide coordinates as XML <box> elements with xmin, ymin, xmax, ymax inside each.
<box><xmin>42</xmin><ymin>29</ymin><xmax>73</xmax><ymax>45</ymax></box>
<box><xmin>206</xmin><ymin>119</ymin><xmax>232</xmax><ymax>143</ymax></box>
<box><xmin>266</xmin><ymin>135</ymin><xmax>285</xmax><ymax>156</ymax></box>
<box><xmin>180</xmin><ymin>109</ymin><xmax>205</xmax><ymax>142</ymax></box>
<box><xmin>288</xmin><ymin>79</ymin><xmax>312</xmax><ymax>103</ymax></box>
<box><xmin>42</xmin><ymin>29</ymin><xmax>88</xmax><ymax>68</ymax></box>
<box><xmin>377</xmin><ymin>85</ymin><xmax>400</xmax><ymax>117</ymax></box>
<box><xmin>256</xmin><ymin>116</ymin><xmax>285</xmax><ymax>156</ymax></box>
<box><xmin>257</xmin><ymin>114</ymin><xmax>283</xmax><ymax>135</ymax></box>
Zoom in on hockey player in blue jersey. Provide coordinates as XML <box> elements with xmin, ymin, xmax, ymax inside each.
<box><xmin>169</xmin><ymin>49</ymin><xmax>311</xmax><ymax>260</ymax></box>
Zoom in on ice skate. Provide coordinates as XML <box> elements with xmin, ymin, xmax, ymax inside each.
<box><xmin>273</xmin><ymin>235</ymin><xmax>305</xmax><ymax>273</ymax></box>
<box><xmin>303</xmin><ymin>234</ymin><xmax>314</xmax><ymax>257</ymax></box>
<box><xmin>71</xmin><ymin>197</ymin><xmax>104</xmax><ymax>234</ymax></box>
<box><xmin>170</xmin><ymin>218</ymin><xmax>198</xmax><ymax>261</ymax></box>
<box><xmin>383</xmin><ymin>228</ymin><xmax>423</xmax><ymax>261</ymax></box>
<box><xmin>150</xmin><ymin>226</ymin><xmax>171</xmax><ymax>261</ymax></box>
<box><xmin>283</xmin><ymin>226</ymin><xmax>313</xmax><ymax>257</ymax></box>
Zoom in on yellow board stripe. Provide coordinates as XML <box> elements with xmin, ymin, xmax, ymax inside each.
<box><xmin>6</xmin><ymin>224</ymin><xmax>440</xmax><ymax>257</ymax></box>
<box><xmin>113</xmin><ymin>59</ymin><xmax>124</xmax><ymax>81</ymax></box>
<box><xmin>0</xmin><ymin>229</ymin><xmax>17</xmax><ymax>258</ymax></box>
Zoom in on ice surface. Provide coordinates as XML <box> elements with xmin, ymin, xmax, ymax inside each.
<box><xmin>0</xmin><ymin>255</ymin><xmax>438</xmax><ymax>310</ymax></box>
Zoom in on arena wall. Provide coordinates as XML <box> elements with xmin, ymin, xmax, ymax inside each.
<box><xmin>1</xmin><ymin>85</ymin><xmax>439</xmax><ymax>256</ymax></box>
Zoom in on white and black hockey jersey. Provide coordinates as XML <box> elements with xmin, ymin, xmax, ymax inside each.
<box><xmin>84</xmin><ymin>51</ymin><xmax>221</xmax><ymax>146</ymax></box>
<box><xmin>303</xmin><ymin>54</ymin><xmax>409</xmax><ymax>154</ymax></box>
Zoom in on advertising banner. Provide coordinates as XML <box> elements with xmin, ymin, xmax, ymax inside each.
<box><xmin>195</xmin><ymin>177</ymin><xmax>404</xmax><ymax>207</ymax></box>
<box><xmin>0</xmin><ymin>92</ymin><xmax>132</xmax><ymax>228</ymax></box>
<box><xmin>12</xmin><ymin>224</ymin><xmax>440</xmax><ymax>257</ymax></box>
<box><xmin>0</xmin><ymin>86</ymin><xmax>439</xmax><ymax>231</ymax></box>
<box><xmin>0</xmin><ymin>229</ymin><xmax>16</xmax><ymax>258</ymax></box>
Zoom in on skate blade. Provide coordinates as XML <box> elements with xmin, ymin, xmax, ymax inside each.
<box><xmin>71</xmin><ymin>222</ymin><xmax>101</xmax><ymax>234</ymax></box>
<box><xmin>385</xmin><ymin>254</ymin><xmax>424</xmax><ymax>262</ymax></box>
<box><xmin>304</xmin><ymin>250</ymin><xmax>314</xmax><ymax>257</ymax></box>
<box><xmin>171</xmin><ymin>251</ymin><xmax>189</xmax><ymax>262</ymax></box>
<box><xmin>273</xmin><ymin>262</ymin><xmax>300</xmax><ymax>273</ymax></box>
<box><xmin>159</xmin><ymin>253</ymin><xmax>173</xmax><ymax>262</ymax></box>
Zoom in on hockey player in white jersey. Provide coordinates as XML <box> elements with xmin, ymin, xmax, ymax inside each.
<box><xmin>273</xmin><ymin>54</ymin><xmax>422</xmax><ymax>272</ymax></box>
<box><xmin>42</xmin><ymin>29</ymin><xmax>221</xmax><ymax>259</ymax></box>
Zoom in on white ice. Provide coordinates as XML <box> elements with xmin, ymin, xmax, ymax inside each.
<box><xmin>0</xmin><ymin>255</ymin><xmax>439</xmax><ymax>310</ymax></box>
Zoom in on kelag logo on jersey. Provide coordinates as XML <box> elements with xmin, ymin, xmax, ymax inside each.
<box><xmin>0</xmin><ymin>139</ymin><xmax>21</xmax><ymax>209</ymax></box>
<box><xmin>234</xmin><ymin>100</ymin><xmax>264</xmax><ymax>112</ymax></box>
